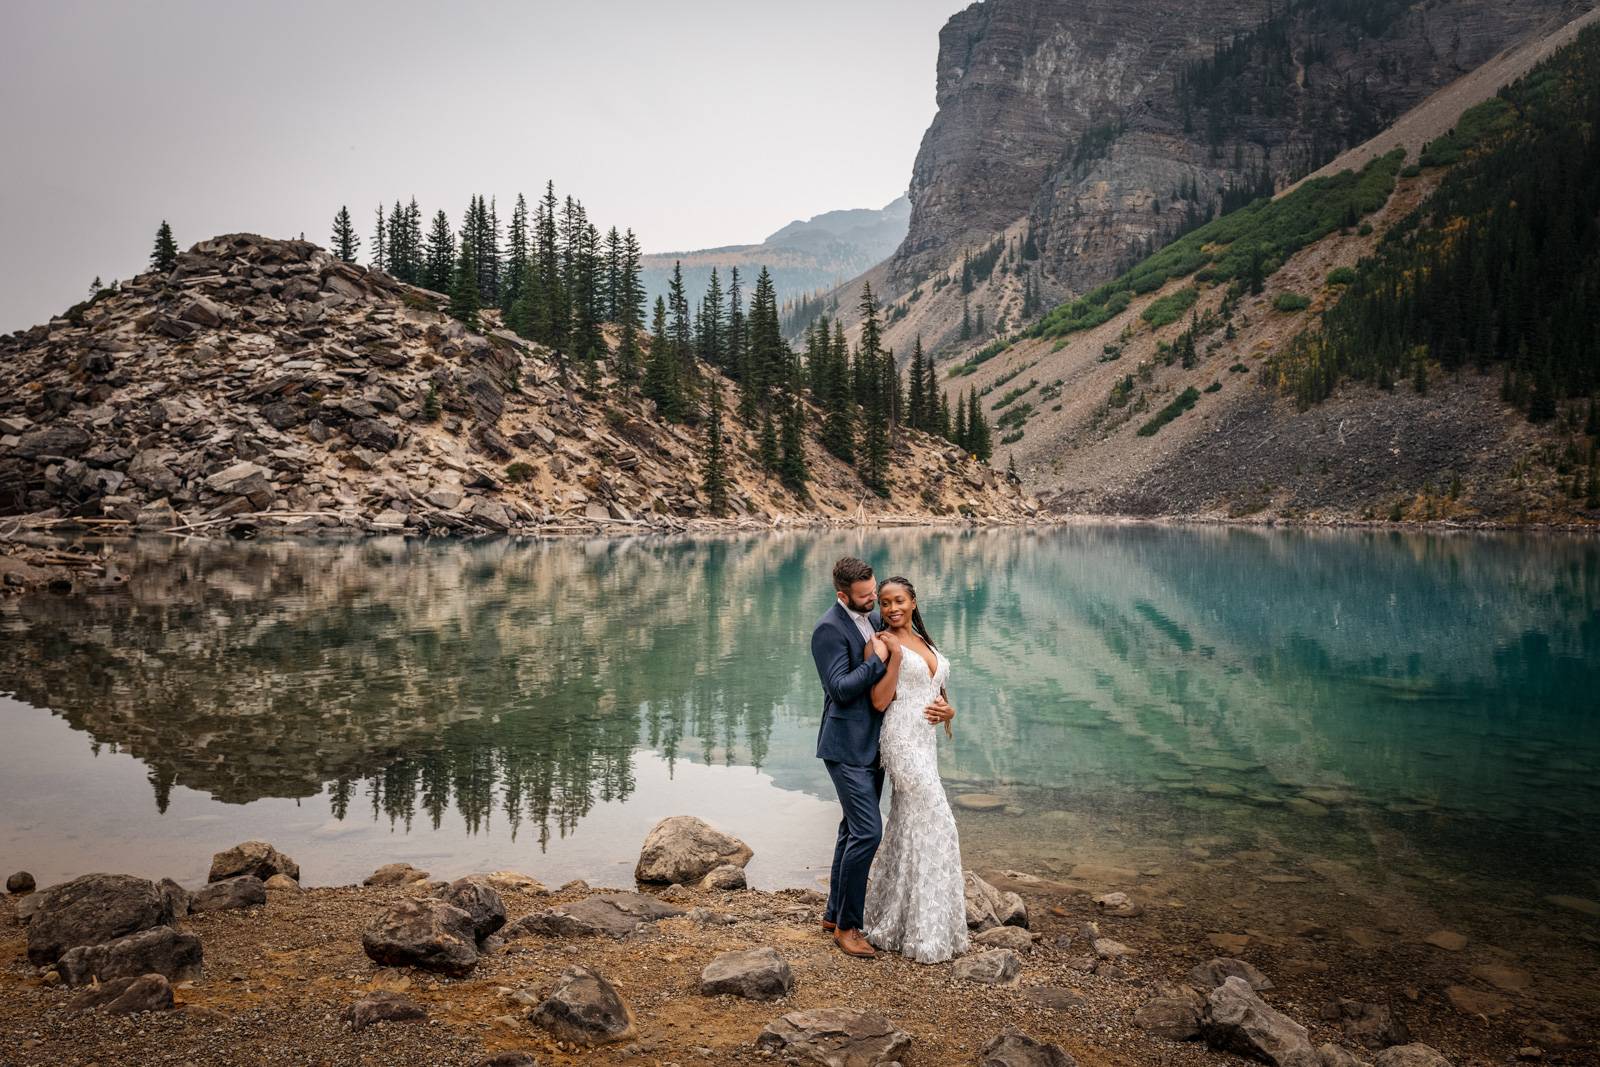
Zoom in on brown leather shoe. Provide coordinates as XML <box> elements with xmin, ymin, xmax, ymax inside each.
<box><xmin>820</xmin><ymin>918</ymin><xmax>837</xmax><ymax>932</ymax></box>
<box><xmin>833</xmin><ymin>928</ymin><xmax>877</xmax><ymax>958</ymax></box>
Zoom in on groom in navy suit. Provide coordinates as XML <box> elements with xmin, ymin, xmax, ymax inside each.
<box><xmin>812</xmin><ymin>555</ymin><xmax>890</xmax><ymax>958</ymax></box>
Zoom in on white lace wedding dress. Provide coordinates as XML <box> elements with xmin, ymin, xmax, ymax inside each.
<box><xmin>863</xmin><ymin>642</ymin><xmax>969</xmax><ymax>963</ymax></box>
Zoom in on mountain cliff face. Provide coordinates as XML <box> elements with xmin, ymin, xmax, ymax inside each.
<box><xmin>852</xmin><ymin>0</ymin><xmax>1589</xmax><ymax>359</ymax></box>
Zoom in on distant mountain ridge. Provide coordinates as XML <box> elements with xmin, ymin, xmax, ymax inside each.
<box><xmin>641</xmin><ymin>196</ymin><xmax>909</xmax><ymax>311</ymax></box>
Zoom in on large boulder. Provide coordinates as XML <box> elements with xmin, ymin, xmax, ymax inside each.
<box><xmin>506</xmin><ymin>892</ymin><xmax>683</xmax><ymax>940</ymax></box>
<box><xmin>208</xmin><ymin>841</ymin><xmax>299</xmax><ymax>883</ymax></box>
<box><xmin>635</xmin><ymin>816</ymin><xmax>752</xmax><ymax>885</ymax></box>
<box><xmin>953</xmin><ymin>947</ymin><xmax>1023</xmax><ymax>986</ymax></box>
<box><xmin>756</xmin><ymin>1007</ymin><xmax>912</xmax><ymax>1066</ymax></box>
<box><xmin>1321</xmin><ymin>999</ymin><xmax>1411</xmax><ymax>1050</ymax></box>
<box><xmin>361</xmin><ymin>898</ymin><xmax>478</xmax><ymax>976</ymax></box>
<box><xmin>1192</xmin><ymin>957</ymin><xmax>1274</xmax><ymax>992</ymax></box>
<box><xmin>437</xmin><ymin>877</ymin><xmax>506</xmax><ymax>941</ymax></box>
<box><xmin>191</xmin><ymin>875</ymin><xmax>266</xmax><ymax>912</ymax></box>
<box><xmin>1203</xmin><ymin>976</ymin><xmax>1315</xmax><ymax>1065</ymax></box>
<box><xmin>529</xmin><ymin>965</ymin><xmax>635</xmax><ymax>1046</ymax></box>
<box><xmin>1373</xmin><ymin>1045</ymin><xmax>1453</xmax><ymax>1067</ymax></box>
<box><xmin>979</xmin><ymin>1029</ymin><xmax>1078</xmax><ymax>1067</ymax></box>
<box><xmin>700</xmin><ymin>947</ymin><xmax>794</xmax><ymax>1001</ymax></box>
<box><xmin>965</xmin><ymin>870</ymin><xmax>1028</xmax><ymax>931</ymax></box>
<box><xmin>56</xmin><ymin>926</ymin><xmax>203</xmax><ymax>986</ymax></box>
<box><xmin>25</xmin><ymin>874</ymin><xmax>177</xmax><ymax>966</ymax></box>
<box><xmin>67</xmin><ymin>973</ymin><xmax>174</xmax><ymax>1014</ymax></box>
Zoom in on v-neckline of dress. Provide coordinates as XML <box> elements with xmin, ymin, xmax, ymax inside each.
<box><xmin>898</xmin><ymin>637</ymin><xmax>937</xmax><ymax>679</ymax></box>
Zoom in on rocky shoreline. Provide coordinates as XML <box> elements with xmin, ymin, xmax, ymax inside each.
<box><xmin>1</xmin><ymin>818</ymin><xmax>1539</xmax><ymax>1067</ymax></box>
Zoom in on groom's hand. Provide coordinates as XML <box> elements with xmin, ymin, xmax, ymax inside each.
<box><xmin>924</xmin><ymin>695</ymin><xmax>954</xmax><ymax>725</ymax></box>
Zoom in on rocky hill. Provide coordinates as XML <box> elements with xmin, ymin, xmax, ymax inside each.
<box><xmin>961</xmin><ymin>9</ymin><xmax>1600</xmax><ymax>526</ymax></box>
<box><xmin>830</xmin><ymin>0</ymin><xmax>1590</xmax><ymax>360</ymax></box>
<box><xmin>0</xmin><ymin>234</ymin><xmax>1033</xmax><ymax>540</ymax></box>
<box><xmin>640</xmin><ymin>196</ymin><xmax>909</xmax><ymax>314</ymax></box>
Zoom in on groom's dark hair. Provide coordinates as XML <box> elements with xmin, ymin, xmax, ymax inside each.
<box><xmin>832</xmin><ymin>556</ymin><xmax>874</xmax><ymax>592</ymax></box>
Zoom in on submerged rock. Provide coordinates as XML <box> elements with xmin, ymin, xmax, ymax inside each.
<box><xmin>529</xmin><ymin>965</ymin><xmax>635</xmax><ymax>1045</ymax></box>
<box><xmin>634</xmin><ymin>815</ymin><xmax>752</xmax><ymax>885</ymax></box>
<box><xmin>756</xmin><ymin>1007</ymin><xmax>911</xmax><ymax>1066</ymax></box>
<box><xmin>1203</xmin><ymin>976</ymin><xmax>1314</xmax><ymax>1065</ymax></box>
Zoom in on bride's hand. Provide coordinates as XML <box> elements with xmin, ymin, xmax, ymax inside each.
<box><xmin>878</xmin><ymin>631</ymin><xmax>902</xmax><ymax>657</ymax></box>
<box><xmin>924</xmin><ymin>695</ymin><xmax>954</xmax><ymax>725</ymax></box>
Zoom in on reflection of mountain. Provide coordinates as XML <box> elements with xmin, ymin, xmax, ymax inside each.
<box><xmin>1</xmin><ymin>527</ymin><xmax>1596</xmax><ymax>851</ymax></box>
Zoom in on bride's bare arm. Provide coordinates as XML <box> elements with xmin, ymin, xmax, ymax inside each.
<box><xmin>870</xmin><ymin>635</ymin><xmax>902</xmax><ymax>711</ymax></box>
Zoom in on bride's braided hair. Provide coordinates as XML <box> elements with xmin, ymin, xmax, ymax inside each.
<box><xmin>881</xmin><ymin>576</ymin><xmax>936</xmax><ymax>651</ymax></box>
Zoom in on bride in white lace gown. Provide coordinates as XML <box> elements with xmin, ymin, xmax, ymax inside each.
<box><xmin>861</xmin><ymin>576</ymin><xmax>969</xmax><ymax>964</ymax></box>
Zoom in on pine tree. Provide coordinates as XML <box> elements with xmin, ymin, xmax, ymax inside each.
<box><xmin>967</xmin><ymin>388</ymin><xmax>993</xmax><ymax>461</ymax></box>
<box><xmin>779</xmin><ymin>392</ymin><xmax>808</xmax><ymax>494</ymax></box>
<box><xmin>150</xmin><ymin>221</ymin><xmax>178</xmax><ymax>273</ymax></box>
<box><xmin>727</xmin><ymin>267</ymin><xmax>747</xmax><ymax>389</ymax></box>
<box><xmin>503</xmin><ymin>193</ymin><xmax>530</xmax><ymax>314</ymax></box>
<box><xmin>423</xmin><ymin>210</ymin><xmax>455</xmax><ymax>293</ymax></box>
<box><xmin>822</xmin><ymin>321</ymin><xmax>855</xmax><ymax>462</ymax></box>
<box><xmin>643</xmin><ymin>296</ymin><xmax>684</xmax><ymax>421</ymax></box>
<box><xmin>960</xmin><ymin>293</ymin><xmax>971</xmax><ymax>341</ymax></box>
<box><xmin>330</xmin><ymin>206</ymin><xmax>360</xmax><ymax>263</ymax></box>
<box><xmin>702</xmin><ymin>380</ymin><xmax>730</xmax><ymax>515</ymax></box>
<box><xmin>371</xmin><ymin>204</ymin><xmax>387</xmax><ymax>272</ymax></box>
<box><xmin>954</xmin><ymin>394</ymin><xmax>969</xmax><ymax>450</ymax></box>
<box><xmin>699</xmin><ymin>268</ymin><xmax>726</xmax><ymax>368</ymax></box>
<box><xmin>907</xmin><ymin>337</ymin><xmax>927</xmax><ymax>430</ymax></box>
<box><xmin>604</xmin><ymin>227</ymin><xmax>623</xmax><ymax>322</ymax></box>
<box><xmin>667</xmin><ymin>261</ymin><xmax>697</xmax><ymax>407</ymax></box>
<box><xmin>449</xmin><ymin>240</ymin><xmax>480</xmax><ymax>331</ymax></box>
<box><xmin>613</xmin><ymin>229</ymin><xmax>646</xmax><ymax>382</ymax></box>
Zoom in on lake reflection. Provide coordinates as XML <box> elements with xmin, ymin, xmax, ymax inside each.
<box><xmin>1</xmin><ymin>527</ymin><xmax>1597</xmax><ymax>901</ymax></box>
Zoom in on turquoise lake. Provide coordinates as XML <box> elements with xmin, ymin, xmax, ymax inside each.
<box><xmin>1</xmin><ymin>526</ymin><xmax>1597</xmax><ymax>1027</ymax></box>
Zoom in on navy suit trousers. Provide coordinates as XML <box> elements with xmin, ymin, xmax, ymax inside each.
<box><xmin>823</xmin><ymin>758</ymin><xmax>885</xmax><ymax>931</ymax></box>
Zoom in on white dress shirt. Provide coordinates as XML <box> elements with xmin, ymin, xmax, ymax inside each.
<box><xmin>842</xmin><ymin>601</ymin><xmax>876</xmax><ymax>648</ymax></box>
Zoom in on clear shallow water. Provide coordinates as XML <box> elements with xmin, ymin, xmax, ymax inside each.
<box><xmin>1</xmin><ymin>528</ymin><xmax>1597</xmax><ymax>930</ymax></box>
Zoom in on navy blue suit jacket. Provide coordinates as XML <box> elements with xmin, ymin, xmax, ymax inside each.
<box><xmin>812</xmin><ymin>600</ymin><xmax>887</xmax><ymax>766</ymax></box>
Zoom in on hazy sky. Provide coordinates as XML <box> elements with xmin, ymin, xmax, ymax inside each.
<box><xmin>0</xmin><ymin>0</ymin><xmax>967</xmax><ymax>332</ymax></box>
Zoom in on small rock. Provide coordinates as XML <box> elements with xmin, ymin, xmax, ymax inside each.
<box><xmin>1092</xmin><ymin>891</ymin><xmax>1143</xmax><ymax>917</ymax></box>
<box><xmin>364</xmin><ymin>862</ymin><xmax>431</xmax><ymax>887</ymax></box>
<box><xmin>208</xmin><ymin>841</ymin><xmax>299</xmax><ymax>883</ymax></box>
<box><xmin>1317</xmin><ymin>1042</ymin><xmax>1372</xmax><ymax>1066</ymax></box>
<box><xmin>755</xmin><ymin>1007</ymin><xmax>911</xmax><ymax>1066</ymax></box>
<box><xmin>1135</xmin><ymin>997</ymin><xmax>1203</xmax><ymax>1041</ymax></box>
<box><xmin>1022</xmin><ymin>986</ymin><xmax>1085</xmax><ymax>1010</ymax></box>
<box><xmin>57</xmin><ymin>926</ymin><xmax>203</xmax><ymax>986</ymax></box>
<box><xmin>478</xmin><ymin>1055</ymin><xmax>539</xmax><ymax>1067</ymax></box>
<box><xmin>978</xmin><ymin>1028</ymin><xmax>1077</xmax><ymax>1066</ymax></box>
<box><xmin>1320</xmin><ymin>999</ymin><xmax>1411</xmax><ymax>1050</ymax></box>
<box><xmin>1373</xmin><ymin>1045</ymin><xmax>1454</xmax><ymax>1067</ymax></box>
<box><xmin>68</xmin><ymin>973</ymin><xmax>174</xmax><ymax>1014</ymax></box>
<box><xmin>344</xmin><ymin>991</ymin><xmax>427</xmax><ymax>1031</ymax></box>
<box><xmin>362</xmin><ymin>898</ymin><xmax>478</xmax><ymax>976</ymax></box>
<box><xmin>263</xmin><ymin>874</ymin><xmax>301</xmax><ymax>892</ymax></box>
<box><xmin>191</xmin><ymin>875</ymin><xmax>266</xmax><ymax>912</ymax></box>
<box><xmin>438</xmin><ymin>876</ymin><xmax>507</xmax><ymax>941</ymax></box>
<box><xmin>699</xmin><ymin>946</ymin><xmax>794</xmax><ymax>1001</ymax></box>
<box><xmin>700</xmin><ymin>864</ymin><xmax>748</xmax><ymax>891</ymax></box>
<box><xmin>1092</xmin><ymin>937</ymin><xmax>1135</xmax><ymax>959</ymax></box>
<box><xmin>1422</xmin><ymin>930</ymin><xmax>1467</xmax><ymax>952</ymax></box>
<box><xmin>1203</xmin><ymin>976</ymin><xmax>1313</xmax><ymax>1065</ymax></box>
<box><xmin>529</xmin><ymin>965</ymin><xmax>635</xmax><ymax>1046</ymax></box>
<box><xmin>658</xmin><ymin>884</ymin><xmax>694</xmax><ymax>903</ymax></box>
<box><xmin>1190</xmin><ymin>957</ymin><xmax>1274</xmax><ymax>992</ymax></box>
<box><xmin>953</xmin><ymin>948</ymin><xmax>1022</xmax><ymax>986</ymax></box>
<box><xmin>634</xmin><ymin>815</ymin><xmax>753</xmax><ymax>885</ymax></box>
<box><xmin>6</xmin><ymin>871</ymin><xmax>35</xmax><ymax>895</ymax></box>
<box><xmin>974</xmin><ymin>926</ymin><xmax>1036</xmax><ymax>952</ymax></box>
<box><xmin>965</xmin><ymin>870</ymin><xmax>1028</xmax><ymax>931</ymax></box>
<box><xmin>484</xmin><ymin>870</ymin><xmax>546</xmax><ymax>894</ymax></box>
<box><xmin>1444</xmin><ymin>984</ymin><xmax>1508</xmax><ymax>1016</ymax></box>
